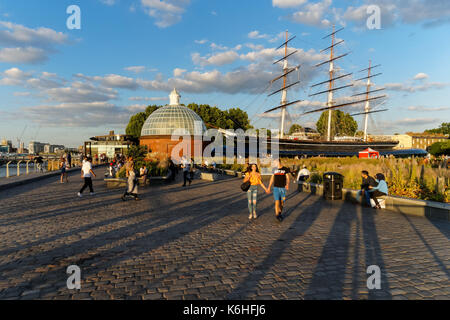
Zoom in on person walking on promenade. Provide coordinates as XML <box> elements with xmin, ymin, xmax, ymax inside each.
<box><xmin>122</xmin><ymin>162</ymin><xmax>140</xmax><ymax>201</ymax></box>
<box><xmin>296</xmin><ymin>165</ymin><xmax>310</xmax><ymax>192</ymax></box>
<box><xmin>78</xmin><ymin>157</ymin><xmax>96</xmax><ymax>197</ymax></box>
<box><xmin>140</xmin><ymin>164</ymin><xmax>148</xmax><ymax>186</ymax></box>
<box><xmin>67</xmin><ymin>152</ymin><xmax>72</xmax><ymax>168</ymax></box>
<box><xmin>35</xmin><ymin>153</ymin><xmax>44</xmax><ymax>173</ymax></box>
<box><xmin>267</xmin><ymin>159</ymin><xmax>290</xmax><ymax>222</ymax></box>
<box><xmin>60</xmin><ymin>157</ymin><xmax>68</xmax><ymax>183</ymax></box>
<box><xmin>181</xmin><ymin>156</ymin><xmax>192</xmax><ymax>187</ymax></box>
<box><xmin>243</xmin><ymin>163</ymin><xmax>269</xmax><ymax>220</ymax></box>
<box><xmin>168</xmin><ymin>159</ymin><xmax>177</xmax><ymax>182</ymax></box>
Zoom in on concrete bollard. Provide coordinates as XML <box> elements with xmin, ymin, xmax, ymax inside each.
<box><xmin>6</xmin><ymin>161</ymin><xmax>11</xmax><ymax>178</ymax></box>
<box><xmin>17</xmin><ymin>160</ymin><xmax>22</xmax><ymax>176</ymax></box>
<box><xmin>26</xmin><ymin>160</ymin><xmax>31</xmax><ymax>175</ymax></box>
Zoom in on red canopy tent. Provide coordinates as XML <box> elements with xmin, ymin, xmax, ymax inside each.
<box><xmin>359</xmin><ymin>147</ymin><xmax>380</xmax><ymax>159</ymax></box>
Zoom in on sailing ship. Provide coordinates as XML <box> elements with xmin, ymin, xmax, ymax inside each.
<box><xmin>262</xmin><ymin>27</ymin><xmax>398</xmax><ymax>155</ymax></box>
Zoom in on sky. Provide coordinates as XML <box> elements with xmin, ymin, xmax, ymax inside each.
<box><xmin>0</xmin><ymin>0</ymin><xmax>449</xmax><ymax>147</ymax></box>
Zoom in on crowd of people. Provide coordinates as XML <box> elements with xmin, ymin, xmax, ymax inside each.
<box><xmin>59</xmin><ymin>151</ymin><xmax>391</xmax><ymax>222</ymax></box>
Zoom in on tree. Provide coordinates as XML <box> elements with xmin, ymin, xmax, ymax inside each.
<box><xmin>428</xmin><ymin>140</ymin><xmax>450</xmax><ymax>156</ymax></box>
<box><xmin>425</xmin><ymin>123</ymin><xmax>450</xmax><ymax>135</ymax></box>
<box><xmin>187</xmin><ymin>103</ymin><xmax>252</xmax><ymax>130</ymax></box>
<box><xmin>316</xmin><ymin>110</ymin><xmax>358</xmax><ymax>137</ymax></box>
<box><xmin>288</xmin><ymin>124</ymin><xmax>303</xmax><ymax>135</ymax></box>
<box><xmin>126</xmin><ymin>105</ymin><xmax>161</xmax><ymax>139</ymax></box>
<box><xmin>225</xmin><ymin>108</ymin><xmax>252</xmax><ymax>130</ymax></box>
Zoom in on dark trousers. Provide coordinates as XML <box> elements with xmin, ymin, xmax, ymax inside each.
<box><xmin>80</xmin><ymin>177</ymin><xmax>93</xmax><ymax>193</ymax></box>
<box><xmin>370</xmin><ymin>190</ymin><xmax>386</xmax><ymax>207</ymax></box>
<box><xmin>183</xmin><ymin>171</ymin><xmax>191</xmax><ymax>185</ymax></box>
<box><xmin>297</xmin><ymin>175</ymin><xmax>309</xmax><ymax>192</ymax></box>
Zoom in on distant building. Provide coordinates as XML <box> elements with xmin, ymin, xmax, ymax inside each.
<box><xmin>0</xmin><ymin>139</ymin><xmax>10</xmax><ymax>153</ymax></box>
<box><xmin>18</xmin><ymin>142</ymin><xmax>25</xmax><ymax>154</ymax></box>
<box><xmin>84</xmin><ymin>130</ymin><xmax>134</xmax><ymax>159</ymax></box>
<box><xmin>28</xmin><ymin>141</ymin><xmax>48</xmax><ymax>154</ymax></box>
<box><xmin>369</xmin><ymin>134</ymin><xmax>412</xmax><ymax>149</ymax></box>
<box><xmin>407</xmin><ymin>133</ymin><xmax>448</xmax><ymax>151</ymax></box>
<box><xmin>44</xmin><ymin>144</ymin><xmax>65</xmax><ymax>154</ymax></box>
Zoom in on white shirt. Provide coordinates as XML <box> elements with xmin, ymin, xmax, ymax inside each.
<box><xmin>297</xmin><ymin>168</ymin><xmax>310</xmax><ymax>180</ymax></box>
<box><xmin>82</xmin><ymin>161</ymin><xmax>93</xmax><ymax>178</ymax></box>
<box><xmin>182</xmin><ymin>158</ymin><xmax>190</xmax><ymax>172</ymax></box>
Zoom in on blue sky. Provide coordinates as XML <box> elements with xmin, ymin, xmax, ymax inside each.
<box><xmin>0</xmin><ymin>0</ymin><xmax>449</xmax><ymax>147</ymax></box>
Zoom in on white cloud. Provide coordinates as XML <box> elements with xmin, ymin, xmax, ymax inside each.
<box><xmin>334</xmin><ymin>0</ymin><xmax>450</xmax><ymax>29</ymax></box>
<box><xmin>3</xmin><ymin>67</ymin><xmax>31</xmax><ymax>80</ymax></box>
<box><xmin>195</xmin><ymin>39</ymin><xmax>207</xmax><ymax>44</ymax></box>
<box><xmin>0</xmin><ymin>46</ymin><xmax>47</xmax><ymax>64</ymax></box>
<box><xmin>0</xmin><ymin>21</ymin><xmax>68</xmax><ymax>64</ymax></box>
<box><xmin>413</xmin><ymin>72</ymin><xmax>429</xmax><ymax>80</ymax></box>
<box><xmin>124</xmin><ymin>66</ymin><xmax>146</xmax><ymax>74</ymax></box>
<box><xmin>248</xmin><ymin>30</ymin><xmax>269</xmax><ymax>39</ymax></box>
<box><xmin>173</xmin><ymin>68</ymin><xmax>187</xmax><ymax>77</ymax></box>
<box><xmin>288</xmin><ymin>0</ymin><xmax>333</xmax><ymax>28</ymax></box>
<box><xmin>99</xmin><ymin>74</ymin><xmax>139</xmax><ymax>89</ymax></box>
<box><xmin>0</xmin><ymin>21</ymin><xmax>68</xmax><ymax>47</ymax></box>
<box><xmin>141</xmin><ymin>0</ymin><xmax>191</xmax><ymax>28</ymax></box>
<box><xmin>272</xmin><ymin>0</ymin><xmax>307</xmax><ymax>8</ymax></box>
<box><xmin>407</xmin><ymin>106</ymin><xmax>450</xmax><ymax>112</ymax></box>
<box><xmin>129</xmin><ymin>96</ymin><xmax>168</xmax><ymax>102</ymax></box>
<box><xmin>192</xmin><ymin>50</ymin><xmax>240</xmax><ymax>67</ymax></box>
<box><xmin>45</xmin><ymin>81</ymin><xmax>118</xmax><ymax>103</ymax></box>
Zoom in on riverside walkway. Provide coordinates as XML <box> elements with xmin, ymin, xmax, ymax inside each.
<box><xmin>0</xmin><ymin>170</ymin><xmax>448</xmax><ymax>300</ymax></box>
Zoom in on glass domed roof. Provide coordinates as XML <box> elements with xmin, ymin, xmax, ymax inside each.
<box><xmin>140</xmin><ymin>89</ymin><xmax>206</xmax><ymax>136</ymax></box>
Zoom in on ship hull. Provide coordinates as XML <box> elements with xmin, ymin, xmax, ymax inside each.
<box><xmin>276</xmin><ymin>138</ymin><xmax>398</xmax><ymax>153</ymax></box>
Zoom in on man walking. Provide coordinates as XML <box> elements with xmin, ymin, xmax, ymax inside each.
<box><xmin>181</xmin><ymin>156</ymin><xmax>192</xmax><ymax>187</ymax></box>
<box><xmin>78</xmin><ymin>157</ymin><xmax>96</xmax><ymax>197</ymax></box>
<box><xmin>267</xmin><ymin>159</ymin><xmax>290</xmax><ymax>222</ymax></box>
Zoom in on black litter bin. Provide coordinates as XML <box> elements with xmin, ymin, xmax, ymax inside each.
<box><xmin>323</xmin><ymin>172</ymin><xmax>343</xmax><ymax>200</ymax></box>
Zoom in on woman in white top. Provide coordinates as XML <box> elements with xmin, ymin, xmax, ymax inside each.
<box><xmin>122</xmin><ymin>163</ymin><xmax>141</xmax><ymax>201</ymax></box>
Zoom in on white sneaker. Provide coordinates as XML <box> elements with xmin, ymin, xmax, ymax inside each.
<box><xmin>78</xmin><ymin>192</ymin><xmax>82</xmax><ymax>197</ymax></box>
<box><xmin>248</xmin><ymin>213</ymin><xmax>252</xmax><ymax>220</ymax></box>
<box><xmin>90</xmin><ymin>192</ymin><xmax>95</xmax><ymax>196</ymax></box>
<box><xmin>253</xmin><ymin>212</ymin><xmax>257</xmax><ymax>219</ymax></box>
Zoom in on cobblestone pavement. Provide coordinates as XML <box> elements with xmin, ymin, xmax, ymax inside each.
<box><xmin>0</xmin><ymin>170</ymin><xmax>448</xmax><ymax>300</ymax></box>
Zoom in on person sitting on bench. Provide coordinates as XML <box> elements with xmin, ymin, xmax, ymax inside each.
<box><xmin>368</xmin><ymin>173</ymin><xmax>389</xmax><ymax>209</ymax></box>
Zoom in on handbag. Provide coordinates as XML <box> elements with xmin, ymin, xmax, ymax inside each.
<box><xmin>241</xmin><ymin>180</ymin><xmax>251</xmax><ymax>192</ymax></box>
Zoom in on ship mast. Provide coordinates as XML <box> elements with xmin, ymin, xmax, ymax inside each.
<box><xmin>280</xmin><ymin>31</ymin><xmax>288</xmax><ymax>139</ymax></box>
<box><xmin>309</xmin><ymin>26</ymin><xmax>353</xmax><ymax>141</ymax></box>
<box><xmin>350</xmin><ymin>61</ymin><xmax>387</xmax><ymax>141</ymax></box>
<box><xmin>306</xmin><ymin>26</ymin><xmax>386</xmax><ymax>141</ymax></box>
<box><xmin>326</xmin><ymin>26</ymin><xmax>335</xmax><ymax>142</ymax></box>
<box><xmin>263</xmin><ymin>30</ymin><xmax>301</xmax><ymax>139</ymax></box>
<box><xmin>363</xmin><ymin>60</ymin><xmax>372</xmax><ymax>141</ymax></box>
